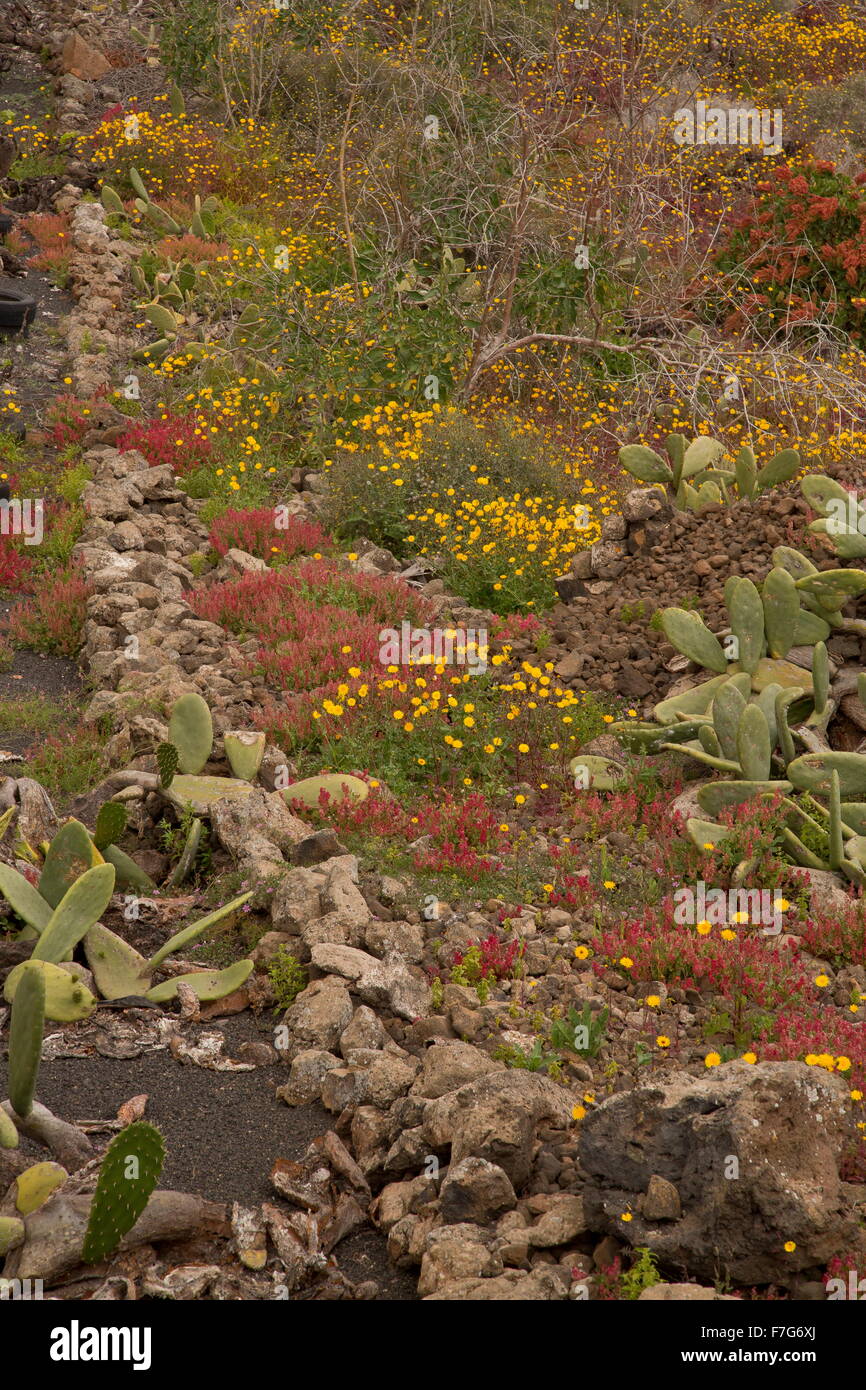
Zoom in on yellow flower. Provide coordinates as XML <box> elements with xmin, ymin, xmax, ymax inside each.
<box><xmin>603</xmin><ymin>880</ymin><xmax>616</xmax><ymax>890</ymax></box>
<box><xmin>742</xmin><ymin>1052</ymin><xmax>757</xmax><ymax>1064</ymax></box>
<box><xmin>656</xmin><ymin>1036</ymin><xmax>670</xmax><ymax>1048</ymax></box>
<box><xmin>574</xmin><ymin>945</ymin><xmax>590</xmax><ymax>960</ymax></box>
<box><xmin>620</xmin><ymin>1212</ymin><xmax>633</xmax><ymax>1222</ymax></box>
<box><xmin>784</xmin><ymin>1241</ymin><xmax>796</xmax><ymax>1253</ymax></box>
<box><xmin>572</xmin><ymin>1105</ymin><xmax>586</xmax><ymax>1121</ymax></box>
<box><xmin>619</xmin><ymin>956</ymin><xmax>633</xmax><ymax>969</ymax></box>
<box><xmin>704</xmin><ymin>1052</ymin><xmax>722</xmax><ymax>1069</ymax></box>
<box><xmin>696</xmin><ymin>919</ymin><xmax>712</xmax><ymax>936</ymax></box>
<box><xmin>645</xmin><ymin>995</ymin><xmax>661</xmax><ymax>1007</ymax></box>
<box><xmin>814</xmin><ymin>974</ymin><xmax>830</xmax><ymax>988</ymax></box>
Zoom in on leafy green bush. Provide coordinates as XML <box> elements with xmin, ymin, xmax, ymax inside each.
<box><xmin>268</xmin><ymin>947</ymin><xmax>307</xmax><ymax>1010</ymax></box>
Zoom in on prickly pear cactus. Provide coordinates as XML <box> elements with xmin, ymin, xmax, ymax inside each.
<box><xmin>168</xmin><ymin>694</ymin><xmax>213</xmax><ymax>774</ymax></box>
<box><xmin>0</xmin><ymin>1217</ymin><xmax>25</xmax><ymax>1254</ymax></box>
<box><xmin>0</xmin><ymin>1108</ymin><xmax>18</xmax><ymax>1149</ymax></box>
<box><xmin>14</xmin><ymin>1161</ymin><xmax>67</xmax><ymax>1215</ymax></box>
<box><xmin>224</xmin><ymin>730</ymin><xmax>266</xmax><ymax>782</ymax></box>
<box><xmin>281</xmin><ymin>773</ymin><xmax>369</xmax><ymax>810</ymax></box>
<box><xmin>39</xmin><ymin>819</ymin><xmax>97</xmax><ymax>909</ymax></box>
<box><xmin>94</xmin><ymin>802</ymin><xmax>128</xmax><ymax>851</ymax></box>
<box><xmin>81</xmin><ymin>1122</ymin><xmax>166</xmax><ymax>1264</ymax></box>
<box><xmin>31</xmin><ymin>863</ymin><xmax>116</xmax><ymax>964</ymax></box>
<box><xmin>156</xmin><ymin>741</ymin><xmax>179</xmax><ymax>788</ymax></box>
<box><xmin>9</xmin><ymin>961</ymin><xmax>45</xmax><ymax>1119</ymax></box>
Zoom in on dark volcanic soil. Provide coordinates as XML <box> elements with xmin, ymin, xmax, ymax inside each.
<box><xmin>0</xmin><ymin>1012</ymin><xmax>418</xmax><ymax>1300</ymax></box>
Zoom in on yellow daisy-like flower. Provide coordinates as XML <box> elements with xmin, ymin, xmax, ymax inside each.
<box><xmin>620</xmin><ymin>1212</ymin><xmax>633</xmax><ymax>1222</ymax></box>
<box><xmin>704</xmin><ymin>1052</ymin><xmax>722</xmax><ymax>1069</ymax></box>
<box><xmin>572</xmin><ymin>1105</ymin><xmax>586</xmax><ymax>1121</ymax></box>
<box><xmin>603</xmin><ymin>880</ymin><xmax>616</xmax><ymax>890</ymax></box>
<box><xmin>696</xmin><ymin>919</ymin><xmax>712</xmax><ymax>936</ymax></box>
<box><xmin>742</xmin><ymin>1052</ymin><xmax>757</xmax><ymax>1064</ymax></box>
<box><xmin>814</xmin><ymin>975</ymin><xmax>830</xmax><ymax>988</ymax></box>
<box><xmin>619</xmin><ymin>956</ymin><xmax>633</xmax><ymax>969</ymax></box>
<box><xmin>574</xmin><ymin>945</ymin><xmax>590</xmax><ymax>960</ymax></box>
<box><xmin>645</xmin><ymin>995</ymin><xmax>660</xmax><ymax>1007</ymax></box>
<box><xmin>656</xmin><ymin>1036</ymin><xmax>670</xmax><ymax>1048</ymax></box>
<box><xmin>784</xmin><ymin>1241</ymin><xmax>796</xmax><ymax>1253</ymax></box>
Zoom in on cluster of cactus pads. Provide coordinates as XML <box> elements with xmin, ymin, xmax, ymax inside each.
<box><xmin>101</xmin><ymin>167</ymin><xmax>221</xmax><ymax>364</ymax></box>
<box><xmin>0</xmin><ymin>811</ymin><xmax>253</xmax><ymax>1018</ymax></box>
<box><xmin>1</xmin><ymin>954</ymin><xmax>165</xmax><ymax>1264</ymax></box>
<box><xmin>0</xmin><ymin>695</ymin><xmax>368</xmax><ymax>1022</ymax></box>
<box><xmin>618</xmin><ymin>434</ymin><xmax>802</xmax><ymax>512</ymax></box>
<box><xmin>611</xmin><ymin>545</ymin><xmax>866</xmax><ymax>882</ymax></box>
<box><xmin>156</xmin><ymin>692</ymin><xmax>369</xmax><ymax>813</ymax></box>
<box><xmin>802</xmin><ymin>472</ymin><xmax>866</xmax><ymax>561</ymax></box>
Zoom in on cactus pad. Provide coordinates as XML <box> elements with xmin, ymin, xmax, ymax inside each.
<box><xmin>168</xmin><ymin>694</ymin><xmax>213</xmax><ymax>774</ymax></box>
<box><xmin>94</xmin><ymin>802</ymin><xmax>128</xmax><ymax>851</ymax></box>
<box><xmin>9</xmin><ymin>961</ymin><xmax>45</xmax><ymax>1119</ymax></box>
<box><xmin>81</xmin><ymin>1122</ymin><xmax>166</xmax><ymax>1264</ymax></box>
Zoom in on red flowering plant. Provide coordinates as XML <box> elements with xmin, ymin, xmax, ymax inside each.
<box><xmin>208</xmin><ymin>507</ymin><xmax>330</xmax><ymax>566</ymax></box>
<box><xmin>4</xmin><ymin>562</ymin><xmax>91</xmax><ymax>656</ymax></box>
<box><xmin>715</xmin><ymin>159</ymin><xmax>866</xmax><ymax>340</ymax></box>
<box><xmin>46</xmin><ymin>392</ymin><xmax>110</xmax><ymax>449</ymax></box>
<box><xmin>596</xmin><ymin>897</ymin><xmax>810</xmax><ymax>1045</ymax></box>
<box><xmin>117</xmin><ymin>412</ymin><xmax>214</xmax><ymax>474</ymax></box>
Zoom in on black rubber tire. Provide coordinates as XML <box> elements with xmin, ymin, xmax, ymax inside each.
<box><xmin>0</xmin><ymin>280</ymin><xmax>36</xmax><ymax>329</ymax></box>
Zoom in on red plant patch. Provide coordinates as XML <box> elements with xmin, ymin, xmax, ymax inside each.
<box><xmin>117</xmin><ymin>412</ymin><xmax>214</xmax><ymax>473</ymax></box>
<box><xmin>4</xmin><ymin>562</ymin><xmax>91</xmax><ymax>657</ymax></box>
<box><xmin>208</xmin><ymin>507</ymin><xmax>329</xmax><ymax>564</ymax></box>
<box><xmin>21</xmin><ymin>211</ymin><xmax>72</xmax><ymax>283</ymax></box>
<box><xmin>155</xmin><ymin>234</ymin><xmax>231</xmax><ymax>263</ymax></box>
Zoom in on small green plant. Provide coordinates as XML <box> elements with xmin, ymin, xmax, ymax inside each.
<box><xmin>620</xmin><ymin>600</ymin><xmax>647</xmax><ymax>624</ymax></box>
<box><xmin>621</xmin><ymin>1247</ymin><xmax>661</xmax><ymax>1300</ymax></box>
<box><xmin>430</xmin><ymin>975</ymin><xmax>444</xmax><ymax>1010</ymax></box>
<box><xmin>158</xmin><ymin>806</ymin><xmax>211</xmax><ymax>876</ymax></box>
<box><xmin>268</xmin><ymin>947</ymin><xmax>307</xmax><ymax>1010</ymax></box>
<box><xmin>56</xmin><ymin>462</ymin><xmax>92</xmax><ymax>504</ymax></box>
<box><xmin>549</xmin><ymin>1003</ymin><xmax>609</xmax><ymax>1058</ymax></box>
<box><xmin>493</xmin><ymin>1037</ymin><xmax>564</xmax><ymax>1080</ymax></box>
<box><xmin>186</xmin><ymin>550</ymin><xmax>212</xmax><ymax>578</ymax></box>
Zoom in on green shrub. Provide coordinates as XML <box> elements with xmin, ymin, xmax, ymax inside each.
<box><xmin>268</xmin><ymin>947</ymin><xmax>307</xmax><ymax>1010</ymax></box>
